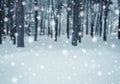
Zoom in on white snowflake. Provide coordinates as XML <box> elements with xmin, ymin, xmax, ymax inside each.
<box><xmin>80</xmin><ymin>11</ymin><xmax>84</xmax><ymax>17</ymax></box>
<box><xmin>67</xmin><ymin>7</ymin><xmax>71</xmax><ymax>11</ymax></box>
<box><xmin>34</xmin><ymin>6</ymin><xmax>39</xmax><ymax>11</ymax></box>
<box><xmin>11</xmin><ymin>77</ymin><xmax>18</xmax><ymax>83</ymax></box>
<box><xmin>11</xmin><ymin>62</ymin><xmax>16</xmax><ymax>67</ymax></box>
<box><xmin>82</xmin><ymin>48</ymin><xmax>87</xmax><ymax>54</ymax></box>
<box><xmin>115</xmin><ymin>9</ymin><xmax>119</xmax><ymax>15</ymax></box>
<box><xmin>40</xmin><ymin>65</ymin><xmax>45</xmax><ymax>70</ymax></box>
<box><xmin>15</xmin><ymin>33</ymin><xmax>18</xmax><ymax>37</ymax></box>
<box><xmin>32</xmin><ymin>73</ymin><xmax>36</xmax><ymax>77</ymax></box>
<box><xmin>67</xmin><ymin>76</ymin><xmax>72</xmax><ymax>80</ymax></box>
<box><xmin>36</xmin><ymin>53</ymin><xmax>39</xmax><ymax>56</ymax></box>
<box><xmin>62</xmin><ymin>49</ymin><xmax>68</xmax><ymax>55</ymax></box>
<box><xmin>92</xmin><ymin>36</ymin><xmax>98</xmax><ymax>43</ymax></box>
<box><xmin>73</xmin><ymin>55</ymin><xmax>77</xmax><ymax>59</ymax></box>
<box><xmin>37</xmin><ymin>16</ymin><xmax>41</xmax><ymax>20</ymax></box>
<box><xmin>22</xmin><ymin>1</ymin><xmax>26</xmax><ymax>5</ymax></box>
<box><xmin>111</xmin><ymin>44</ymin><xmax>115</xmax><ymax>48</ymax></box>
<box><xmin>98</xmin><ymin>71</ymin><xmax>102</xmax><ymax>76</ymax></box>
<box><xmin>28</xmin><ymin>37</ymin><xmax>34</xmax><ymax>43</ymax></box>
<box><xmin>48</xmin><ymin>45</ymin><xmax>53</xmax><ymax>49</ymax></box>
<box><xmin>4</xmin><ymin>17</ymin><xmax>8</xmax><ymax>22</ymax></box>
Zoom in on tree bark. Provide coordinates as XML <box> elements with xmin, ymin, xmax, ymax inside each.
<box><xmin>72</xmin><ymin>0</ymin><xmax>80</xmax><ymax>46</ymax></box>
<box><xmin>118</xmin><ymin>1</ymin><xmax>120</xmax><ymax>39</ymax></box>
<box><xmin>0</xmin><ymin>0</ymin><xmax>4</xmax><ymax>44</ymax></box>
<box><xmin>34</xmin><ymin>0</ymin><xmax>38</xmax><ymax>41</ymax></box>
<box><xmin>16</xmin><ymin>0</ymin><xmax>25</xmax><ymax>47</ymax></box>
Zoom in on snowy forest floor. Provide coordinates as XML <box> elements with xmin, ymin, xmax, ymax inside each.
<box><xmin>0</xmin><ymin>35</ymin><xmax>120</xmax><ymax>84</ymax></box>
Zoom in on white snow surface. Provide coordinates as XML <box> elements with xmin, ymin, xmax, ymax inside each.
<box><xmin>0</xmin><ymin>35</ymin><xmax>120</xmax><ymax>84</ymax></box>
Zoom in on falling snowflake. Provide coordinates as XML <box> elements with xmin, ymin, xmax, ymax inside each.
<box><xmin>62</xmin><ymin>49</ymin><xmax>68</xmax><ymax>55</ymax></box>
<box><xmin>40</xmin><ymin>65</ymin><xmax>45</xmax><ymax>70</ymax></box>
<box><xmin>92</xmin><ymin>36</ymin><xmax>98</xmax><ymax>43</ymax></box>
<box><xmin>28</xmin><ymin>37</ymin><xmax>34</xmax><ymax>43</ymax></box>
<box><xmin>4</xmin><ymin>17</ymin><xmax>8</xmax><ymax>22</ymax></box>
<box><xmin>111</xmin><ymin>44</ymin><xmax>116</xmax><ymax>48</ymax></box>
<box><xmin>48</xmin><ymin>45</ymin><xmax>53</xmax><ymax>49</ymax></box>
<box><xmin>11</xmin><ymin>77</ymin><xmax>18</xmax><ymax>83</ymax></box>
<box><xmin>11</xmin><ymin>62</ymin><xmax>16</xmax><ymax>67</ymax></box>
<box><xmin>98</xmin><ymin>71</ymin><xmax>102</xmax><ymax>76</ymax></box>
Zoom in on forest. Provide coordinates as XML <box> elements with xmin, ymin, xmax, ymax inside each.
<box><xmin>0</xmin><ymin>0</ymin><xmax>120</xmax><ymax>47</ymax></box>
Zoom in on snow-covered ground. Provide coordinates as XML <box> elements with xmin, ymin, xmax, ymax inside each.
<box><xmin>0</xmin><ymin>35</ymin><xmax>120</xmax><ymax>84</ymax></box>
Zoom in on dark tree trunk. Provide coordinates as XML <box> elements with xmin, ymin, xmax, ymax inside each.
<box><xmin>90</xmin><ymin>0</ymin><xmax>94</xmax><ymax>37</ymax></box>
<box><xmin>58</xmin><ymin>13</ymin><xmax>61</xmax><ymax>37</ymax></box>
<box><xmin>118</xmin><ymin>2</ymin><xmax>120</xmax><ymax>39</ymax></box>
<box><xmin>103</xmin><ymin>1</ymin><xmax>109</xmax><ymax>41</ymax></box>
<box><xmin>47</xmin><ymin>0</ymin><xmax>51</xmax><ymax>37</ymax></box>
<box><xmin>67</xmin><ymin>0</ymin><xmax>70</xmax><ymax>39</ymax></box>
<box><xmin>0</xmin><ymin>0</ymin><xmax>4</xmax><ymax>44</ymax></box>
<box><xmin>72</xmin><ymin>0</ymin><xmax>80</xmax><ymax>46</ymax></box>
<box><xmin>78</xmin><ymin>1</ymin><xmax>83</xmax><ymax>43</ymax></box>
<box><xmin>86</xmin><ymin>0</ymin><xmax>89</xmax><ymax>35</ymax></box>
<box><xmin>55</xmin><ymin>17</ymin><xmax>58</xmax><ymax>41</ymax></box>
<box><xmin>100</xmin><ymin>0</ymin><xmax>103</xmax><ymax>37</ymax></box>
<box><xmin>34</xmin><ymin>0</ymin><xmax>38</xmax><ymax>41</ymax></box>
<box><xmin>8</xmin><ymin>0</ymin><xmax>14</xmax><ymax>39</ymax></box>
<box><xmin>16</xmin><ymin>0</ymin><xmax>25</xmax><ymax>47</ymax></box>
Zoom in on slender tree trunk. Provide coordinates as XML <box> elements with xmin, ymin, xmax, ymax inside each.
<box><xmin>118</xmin><ymin>1</ymin><xmax>120</xmax><ymax>39</ymax></box>
<box><xmin>0</xmin><ymin>0</ymin><xmax>4</xmax><ymax>44</ymax></box>
<box><xmin>47</xmin><ymin>0</ymin><xmax>51</xmax><ymax>37</ymax></box>
<box><xmin>86</xmin><ymin>0</ymin><xmax>89</xmax><ymax>35</ymax></box>
<box><xmin>34</xmin><ymin>0</ymin><xmax>38</xmax><ymax>41</ymax></box>
<box><xmin>90</xmin><ymin>0</ymin><xmax>94</xmax><ymax>37</ymax></box>
<box><xmin>103</xmin><ymin>1</ymin><xmax>109</xmax><ymax>41</ymax></box>
<box><xmin>67</xmin><ymin>0</ymin><xmax>70</xmax><ymax>39</ymax></box>
<box><xmin>16</xmin><ymin>0</ymin><xmax>25</xmax><ymax>47</ymax></box>
<box><xmin>8</xmin><ymin>0</ymin><xmax>14</xmax><ymax>39</ymax></box>
<box><xmin>58</xmin><ymin>13</ymin><xmax>61</xmax><ymax>37</ymax></box>
<box><xmin>100</xmin><ymin>0</ymin><xmax>103</xmax><ymax>37</ymax></box>
<box><xmin>72</xmin><ymin>0</ymin><xmax>80</xmax><ymax>46</ymax></box>
<box><xmin>55</xmin><ymin>17</ymin><xmax>58</xmax><ymax>41</ymax></box>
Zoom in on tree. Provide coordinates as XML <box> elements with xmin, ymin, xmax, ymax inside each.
<box><xmin>99</xmin><ymin>0</ymin><xmax>103</xmax><ymax>37</ymax></box>
<box><xmin>103</xmin><ymin>0</ymin><xmax>112</xmax><ymax>41</ymax></box>
<box><xmin>7</xmin><ymin>0</ymin><xmax>14</xmax><ymax>38</ymax></box>
<box><xmin>118</xmin><ymin>0</ymin><xmax>120</xmax><ymax>39</ymax></box>
<box><xmin>67</xmin><ymin>0</ymin><xmax>71</xmax><ymax>39</ymax></box>
<box><xmin>16</xmin><ymin>0</ymin><xmax>25</xmax><ymax>47</ymax></box>
<box><xmin>86</xmin><ymin>0</ymin><xmax>89</xmax><ymax>35</ymax></box>
<box><xmin>34</xmin><ymin>0</ymin><xmax>38</xmax><ymax>41</ymax></box>
<box><xmin>90</xmin><ymin>0</ymin><xmax>95</xmax><ymax>38</ymax></box>
<box><xmin>72</xmin><ymin>0</ymin><xmax>80</xmax><ymax>46</ymax></box>
<box><xmin>0</xmin><ymin>0</ymin><xmax>4</xmax><ymax>44</ymax></box>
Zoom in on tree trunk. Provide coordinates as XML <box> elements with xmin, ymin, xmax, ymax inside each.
<box><xmin>103</xmin><ymin>1</ymin><xmax>109</xmax><ymax>41</ymax></box>
<box><xmin>67</xmin><ymin>0</ymin><xmax>70</xmax><ymax>39</ymax></box>
<box><xmin>55</xmin><ymin>17</ymin><xmax>58</xmax><ymax>41</ymax></box>
<box><xmin>8</xmin><ymin>0</ymin><xmax>14</xmax><ymax>39</ymax></box>
<box><xmin>16</xmin><ymin>0</ymin><xmax>25</xmax><ymax>47</ymax></box>
<box><xmin>0</xmin><ymin>0</ymin><xmax>4</xmax><ymax>44</ymax></box>
<box><xmin>72</xmin><ymin>0</ymin><xmax>80</xmax><ymax>46</ymax></box>
<box><xmin>118</xmin><ymin>2</ymin><xmax>120</xmax><ymax>39</ymax></box>
<box><xmin>86</xmin><ymin>0</ymin><xmax>89</xmax><ymax>35</ymax></box>
<box><xmin>47</xmin><ymin>0</ymin><xmax>51</xmax><ymax>37</ymax></box>
<box><xmin>100</xmin><ymin>0</ymin><xmax>103</xmax><ymax>37</ymax></box>
<box><xmin>58</xmin><ymin>13</ymin><xmax>61</xmax><ymax>37</ymax></box>
<box><xmin>34</xmin><ymin>0</ymin><xmax>38</xmax><ymax>41</ymax></box>
<box><xmin>90</xmin><ymin>0</ymin><xmax>94</xmax><ymax>38</ymax></box>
